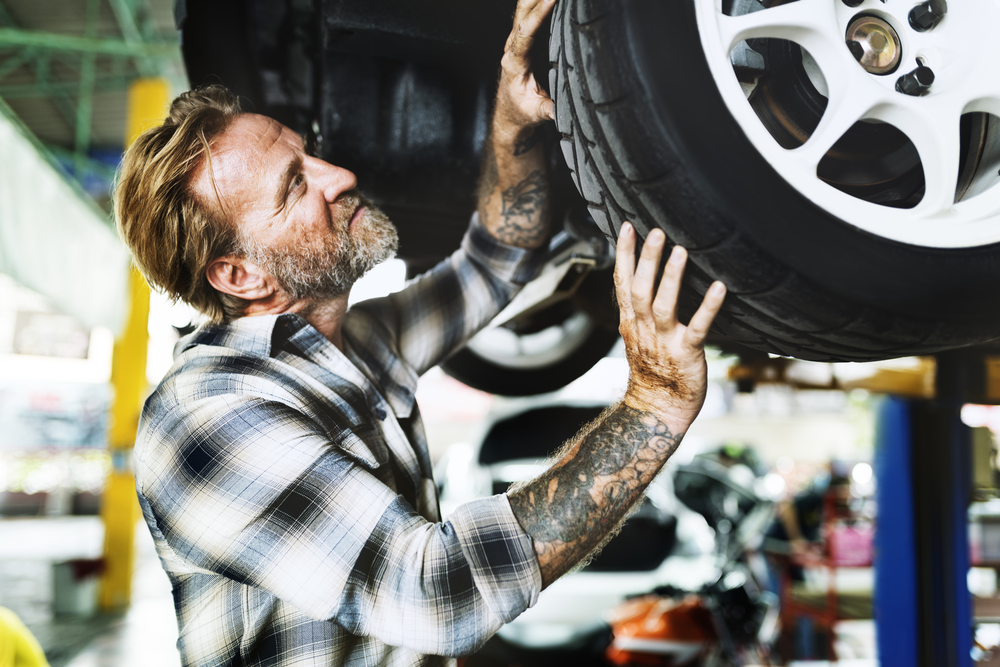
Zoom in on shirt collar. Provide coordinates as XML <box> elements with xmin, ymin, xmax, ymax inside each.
<box><xmin>175</xmin><ymin>312</ymin><xmax>418</xmax><ymax>419</ymax></box>
<box><xmin>175</xmin><ymin>314</ymin><xmax>284</xmax><ymax>358</ymax></box>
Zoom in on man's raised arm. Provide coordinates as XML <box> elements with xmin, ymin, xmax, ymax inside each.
<box><xmin>477</xmin><ymin>0</ymin><xmax>557</xmax><ymax>249</ymax></box>
<box><xmin>508</xmin><ymin>223</ymin><xmax>728</xmax><ymax>587</ymax></box>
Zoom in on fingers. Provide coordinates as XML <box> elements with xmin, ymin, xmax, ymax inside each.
<box><xmin>537</xmin><ymin>94</ymin><xmax>555</xmax><ymax>123</ymax></box>
<box><xmin>616</xmin><ymin>222</ymin><xmax>727</xmax><ymax>348</ymax></box>
<box><xmin>614</xmin><ymin>222</ymin><xmax>637</xmax><ymax>321</ymax></box>
<box><xmin>685</xmin><ymin>281</ymin><xmax>727</xmax><ymax>348</ymax></box>
<box><xmin>651</xmin><ymin>245</ymin><xmax>687</xmax><ymax>329</ymax></box>
<box><xmin>497</xmin><ymin>0</ymin><xmax>557</xmax><ymax>129</ymax></box>
<box><xmin>631</xmin><ymin>229</ymin><xmax>665</xmax><ymax>319</ymax></box>
<box><xmin>505</xmin><ymin>0</ymin><xmax>557</xmax><ymax>68</ymax></box>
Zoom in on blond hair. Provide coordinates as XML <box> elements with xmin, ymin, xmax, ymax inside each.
<box><xmin>115</xmin><ymin>85</ymin><xmax>247</xmax><ymax>322</ymax></box>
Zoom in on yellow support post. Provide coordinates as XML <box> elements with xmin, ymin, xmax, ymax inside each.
<box><xmin>98</xmin><ymin>77</ymin><xmax>168</xmax><ymax>612</ymax></box>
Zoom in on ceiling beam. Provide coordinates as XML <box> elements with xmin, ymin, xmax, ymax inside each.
<box><xmin>0</xmin><ymin>75</ymin><xmax>133</xmax><ymax>98</ymax></box>
<box><xmin>35</xmin><ymin>54</ymin><xmax>86</xmax><ymax>148</ymax></box>
<box><xmin>74</xmin><ymin>0</ymin><xmax>101</xmax><ymax>176</ymax></box>
<box><xmin>0</xmin><ymin>27</ymin><xmax>178</xmax><ymax>59</ymax></box>
<box><xmin>0</xmin><ymin>47</ymin><xmax>33</xmax><ymax>81</ymax></box>
<box><xmin>106</xmin><ymin>0</ymin><xmax>155</xmax><ymax>77</ymax></box>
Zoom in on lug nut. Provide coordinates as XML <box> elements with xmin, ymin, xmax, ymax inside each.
<box><xmin>909</xmin><ymin>0</ymin><xmax>947</xmax><ymax>32</ymax></box>
<box><xmin>895</xmin><ymin>65</ymin><xmax>934</xmax><ymax>96</ymax></box>
<box><xmin>846</xmin><ymin>15</ymin><xmax>902</xmax><ymax>75</ymax></box>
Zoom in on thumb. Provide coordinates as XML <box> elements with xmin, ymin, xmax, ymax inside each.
<box><xmin>541</xmin><ymin>97</ymin><xmax>555</xmax><ymax>122</ymax></box>
<box><xmin>535</xmin><ymin>93</ymin><xmax>555</xmax><ymax>123</ymax></box>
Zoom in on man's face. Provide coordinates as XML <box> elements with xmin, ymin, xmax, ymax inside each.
<box><xmin>191</xmin><ymin>113</ymin><xmax>397</xmax><ymax>301</ymax></box>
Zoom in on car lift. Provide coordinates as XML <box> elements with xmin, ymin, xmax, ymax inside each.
<box><xmin>731</xmin><ymin>348</ymin><xmax>1000</xmax><ymax>666</ymax></box>
<box><xmin>875</xmin><ymin>350</ymin><xmax>977</xmax><ymax>667</ymax></box>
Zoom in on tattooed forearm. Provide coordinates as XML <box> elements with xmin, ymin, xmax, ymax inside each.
<box><xmin>477</xmin><ymin>122</ymin><xmax>551</xmax><ymax>248</ymax></box>
<box><xmin>493</xmin><ymin>170</ymin><xmax>549</xmax><ymax>246</ymax></box>
<box><xmin>507</xmin><ymin>404</ymin><xmax>684</xmax><ymax>588</ymax></box>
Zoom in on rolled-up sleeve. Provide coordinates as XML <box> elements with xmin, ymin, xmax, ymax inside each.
<box><xmin>446</xmin><ymin>495</ymin><xmax>542</xmax><ymax>624</ymax></box>
<box><xmin>355</xmin><ymin>213</ymin><xmax>547</xmax><ymax>377</ymax></box>
<box><xmin>461</xmin><ymin>213</ymin><xmax>548</xmax><ymax>286</ymax></box>
<box><xmin>336</xmin><ymin>494</ymin><xmax>541</xmax><ymax>655</ymax></box>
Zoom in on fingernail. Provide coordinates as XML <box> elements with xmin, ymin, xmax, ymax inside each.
<box><xmin>668</xmin><ymin>246</ymin><xmax>685</xmax><ymax>264</ymax></box>
<box><xmin>649</xmin><ymin>229</ymin><xmax>664</xmax><ymax>245</ymax></box>
<box><xmin>710</xmin><ymin>282</ymin><xmax>726</xmax><ymax>297</ymax></box>
<box><xmin>621</xmin><ymin>222</ymin><xmax>632</xmax><ymax>237</ymax></box>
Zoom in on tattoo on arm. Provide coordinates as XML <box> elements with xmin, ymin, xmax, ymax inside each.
<box><xmin>494</xmin><ymin>170</ymin><xmax>549</xmax><ymax>246</ymax></box>
<box><xmin>476</xmin><ymin>126</ymin><xmax>550</xmax><ymax>248</ymax></box>
<box><xmin>507</xmin><ymin>404</ymin><xmax>684</xmax><ymax>587</ymax></box>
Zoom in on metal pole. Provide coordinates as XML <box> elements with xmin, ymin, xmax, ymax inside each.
<box><xmin>97</xmin><ymin>77</ymin><xmax>167</xmax><ymax>612</ymax></box>
<box><xmin>909</xmin><ymin>352</ymin><xmax>974</xmax><ymax>667</ymax></box>
<box><xmin>874</xmin><ymin>396</ymin><xmax>919</xmax><ymax>667</ymax></box>
<box><xmin>0</xmin><ymin>27</ymin><xmax>178</xmax><ymax>58</ymax></box>
<box><xmin>73</xmin><ymin>0</ymin><xmax>99</xmax><ymax>179</ymax></box>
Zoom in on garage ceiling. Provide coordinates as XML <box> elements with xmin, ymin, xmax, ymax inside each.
<box><xmin>0</xmin><ymin>0</ymin><xmax>184</xmax><ymax>208</ymax></box>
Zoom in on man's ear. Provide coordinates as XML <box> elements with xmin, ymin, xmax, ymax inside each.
<box><xmin>206</xmin><ymin>256</ymin><xmax>275</xmax><ymax>301</ymax></box>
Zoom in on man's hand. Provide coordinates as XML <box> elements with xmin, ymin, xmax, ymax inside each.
<box><xmin>495</xmin><ymin>0</ymin><xmax>557</xmax><ymax>140</ymax></box>
<box><xmin>508</xmin><ymin>221</ymin><xmax>726</xmax><ymax>588</ymax></box>
<box><xmin>477</xmin><ymin>0</ymin><xmax>557</xmax><ymax>249</ymax></box>
<box><xmin>615</xmin><ymin>222</ymin><xmax>726</xmax><ymax>430</ymax></box>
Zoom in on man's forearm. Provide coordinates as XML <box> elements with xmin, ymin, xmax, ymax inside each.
<box><xmin>507</xmin><ymin>403</ymin><xmax>686</xmax><ymax>588</ymax></box>
<box><xmin>477</xmin><ymin>0</ymin><xmax>555</xmax><ymax>248</ymax></box>
<box><xmin>477</xmin><ymin>122</ymin><xmax>550</xmax><ymax>249</ymax></box>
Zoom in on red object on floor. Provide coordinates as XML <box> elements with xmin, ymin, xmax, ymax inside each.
<box><xmin>605</xmin><ymin>595</ymin><xmax>715</xmax><ymax>666</ymax></box>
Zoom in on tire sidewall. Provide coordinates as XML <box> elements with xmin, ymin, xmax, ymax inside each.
<box><xmin>441</xmin><ymin>323</ymin><xmax>620</xmax><ymax>397</ymax></box>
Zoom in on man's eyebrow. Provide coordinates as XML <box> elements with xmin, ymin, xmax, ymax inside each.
<box><xmin>274</xmin><ymin>153</ymin><xmax>304</xmax><ymax>209</ymax></box>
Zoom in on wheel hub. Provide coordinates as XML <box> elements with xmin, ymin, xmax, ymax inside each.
<box><xmin>845</xmin><ymin>15</ymin><xmax>901</xmax><ymax>76</ymax></box>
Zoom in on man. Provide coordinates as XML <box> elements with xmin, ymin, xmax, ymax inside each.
<box><xmin>114</xmin><ymin>0</ymin><xmax>726</xmax><ymax>664</ymax></box>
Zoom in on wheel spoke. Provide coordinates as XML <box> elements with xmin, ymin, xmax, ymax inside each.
<box><xmin>964</xmin><ymin>96</ymin><xmax>1000</xmax><ymax>119</ymax></box>
<box><xmin>793</xmin><ymin>80</ymin><xmax>887</xmax><ymax>171</ymax></box>
<box><xmin>717</xmin><ymin>0</ymin><xmax>839</xmax><ymax>55</ymax></box>
<box><xmin>955</xmin><ymin>54</ymin><xmax>1000</xmax><ymax>118</ymax></box>
<box><xmin>868</xmin><ymin>101</ymin><xmax>964</xmax><ymax>215</ymax></box>
<box><xmin>911</xmin><ymin>121</ymin><xmax>963</xmax><ymax>216</ymax></box>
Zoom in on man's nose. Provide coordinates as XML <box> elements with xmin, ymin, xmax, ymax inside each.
<box><xmin>310</xmin><ymin>157</ymin><xmax>357</xmax><ymax>203</ymax></box>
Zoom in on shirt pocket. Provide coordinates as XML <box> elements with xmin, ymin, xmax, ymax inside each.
<box><xmin>333</xmin><ymin>424</ymin><xmax>390</xmax><ymax>470</ymax></box>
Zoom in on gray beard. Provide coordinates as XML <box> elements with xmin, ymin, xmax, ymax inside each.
<box><xmin>241</xmin><ymin>193</ymin><xmax>399</xmax><ymax>302</ymax></box>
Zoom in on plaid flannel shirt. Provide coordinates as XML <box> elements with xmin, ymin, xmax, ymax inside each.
<box><xmin>134</xmin><ymin>215</ymin><xmax>545</xmax><ymax>667</ymax></box>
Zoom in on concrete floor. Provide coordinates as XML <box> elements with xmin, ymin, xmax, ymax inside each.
<box><xmin>0</xmin><ymin>516</ymin><xmax>179</xmax><ymax>667</ymax></box>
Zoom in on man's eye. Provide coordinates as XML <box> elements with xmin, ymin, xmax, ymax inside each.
<box><xmin>292</xmin><ymin>173</ymin><xmax>305</xmax><ymax>189</ymax></box>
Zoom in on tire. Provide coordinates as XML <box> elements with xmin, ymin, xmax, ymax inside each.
<box><xmin>440</xmin><ymin>305</ymin><xmax>620</xmax><ymax>396</ymax></box>
<box><xmin>550</xmin><ymin>0</ymin><xmax>1000</xmax><ymax>361</ymax></box>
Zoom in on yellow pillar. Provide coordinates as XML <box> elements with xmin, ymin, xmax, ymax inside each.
<box><xmin>98</xmin><ymin>77</ymin><xmax>168</xmax><ymax>612</ymax></box>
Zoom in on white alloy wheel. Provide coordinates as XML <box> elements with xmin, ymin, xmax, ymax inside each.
<box><xmin>696</xmin><ymin>0</ymin><xmax>1000</xmax><ymax>248</ymax></box>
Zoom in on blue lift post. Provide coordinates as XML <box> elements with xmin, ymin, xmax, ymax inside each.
<box><xmin>875</xmin><ymin>351</ymin><xmax>974</xmax><ymax>667</ymax></box>
<box><xmin>874</xmin><ymin>396</ymin><xmax>919</xmax><ymax>667</ymax></box>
